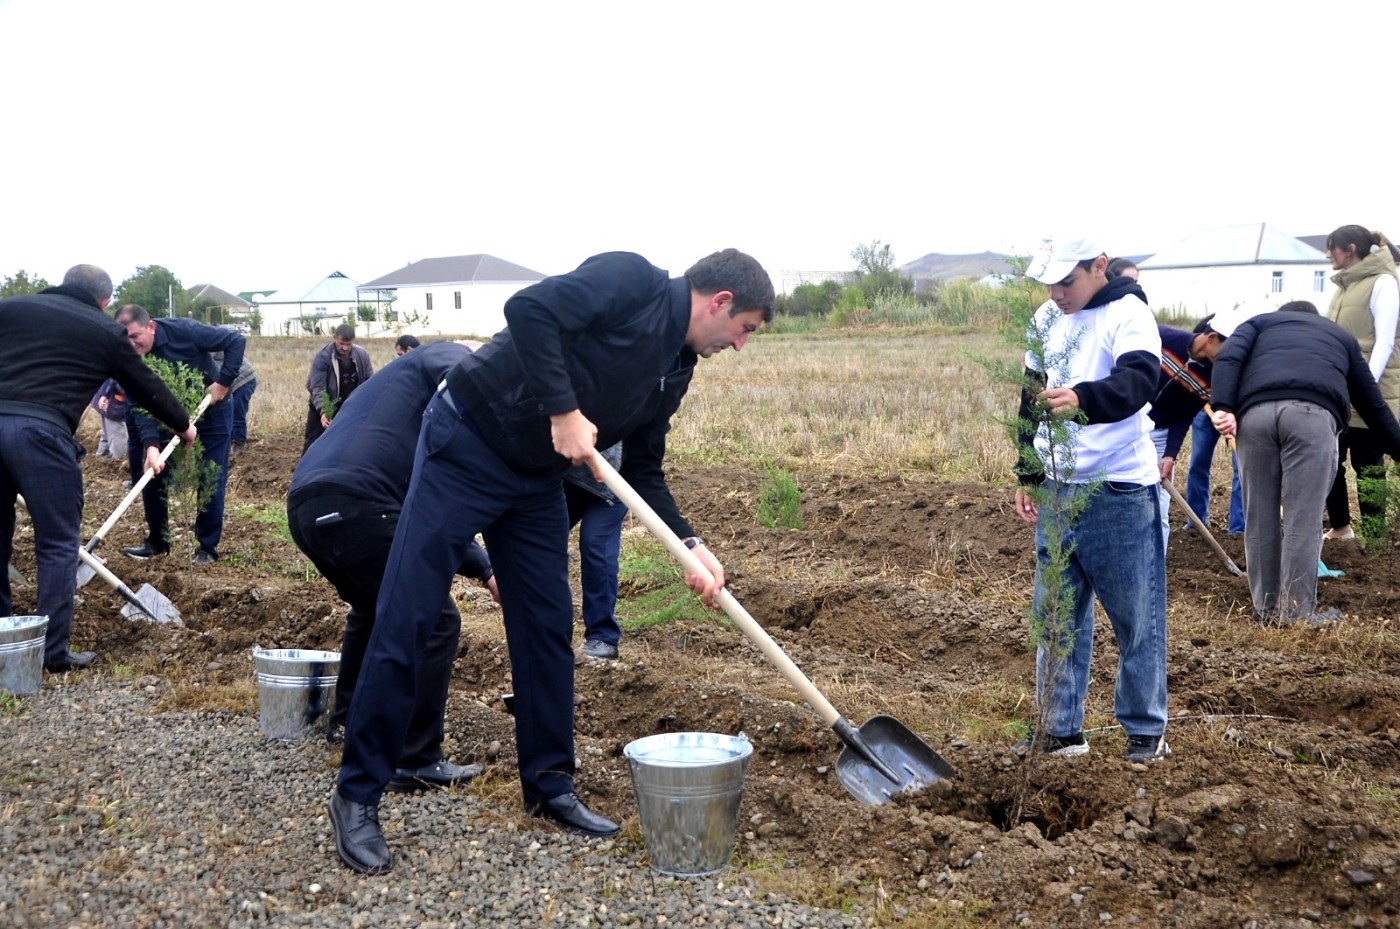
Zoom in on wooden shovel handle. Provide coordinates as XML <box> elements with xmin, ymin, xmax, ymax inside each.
<box><xmin>87</xmin><ymin>394</ymin><xmax>214</xmax><ymax>549</ymax></box>
<box><xmin>1202</xmin><ymin>402</ymin><xmax>1237</xmax><ymax>452</ymax></box>
<box><xmin>589</xmin><ymin>451</ymin><xmax>844</xmax><ymax>728</ymax></box>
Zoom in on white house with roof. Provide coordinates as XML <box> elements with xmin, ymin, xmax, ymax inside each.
<box><xmin>251</xmin><ymin>271</ymin><xmax>366</xmax><ymax>337</ymax></box>
<box><xmin>1138</xmin><ymin>223</ymin><xmax>1335</xmax><ymax>320</ymax></box>
<box><xmin>357</xmin><ymin>254</ymin><xmax>546</xmax><ymax>338</ymax></box>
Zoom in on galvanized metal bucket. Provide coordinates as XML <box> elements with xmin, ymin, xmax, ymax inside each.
<box><xmin>0</xmin><ymin>615</ymin><xmax>48</xmax><ymax>696</ymax></box>
<box><xmin>623</xmin><ymin>731</ymin><xmax>752</xmax><ymax>877</ymax></box>
<box><xmin>252</xmin><ymin>647</ymin><xmax>339</xmax><ymax>741</ymax></box>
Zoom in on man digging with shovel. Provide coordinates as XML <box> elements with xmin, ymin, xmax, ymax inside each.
<box><xmin>0</xmin><ymin>265</ymin><xmax>195</xmax><ymax>672</ymax></box>
<box><xmin>328</xmin><ymin>249</ymin><xmax>774</xmax><ymax>875</ymax></box>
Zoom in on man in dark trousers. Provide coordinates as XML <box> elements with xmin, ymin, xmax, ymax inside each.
<box><xmin>0</xmin><ymin>265</ymin><xmax>195</xmax><ymax>670</ymax></box>
<box><xmin>304</xmin><ymin>324</ymin><xmax>374</xmax><ymax>452</ymax></box>
<box><xmin>329</xmin><ymin>249</ymin><xmax>774</xmax><ymax>875</ymax></box>
<box><xmin>113</xmin><ymin>303</ymin><xmax>245</xmax><ymax>564</ymax></box>
<box><xmin>288</xmin><ymin>340</ymin><xmax>498</xmax><ymax>788</ymax></box>
<box><xmin>1212</xmin><ymin>300</ymin><xmax>1400</xmax><ymax>626</ymax></box>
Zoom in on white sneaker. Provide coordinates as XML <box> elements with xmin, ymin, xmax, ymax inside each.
<box><xmin>1324</xmin><ymin>526</ymin><xmax>1355</xmax><ymax>541</ymax></box>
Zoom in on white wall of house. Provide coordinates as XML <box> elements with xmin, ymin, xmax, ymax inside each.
<box><xmin>253</xmin><ymin>300</ymin><xmax>361</xmax><ymax>337</ymax></box>
<box><xmin>360</xmin><ymin>282</ymin><xmax>534</xmax><ymax>339</ymax></box>
<box><xmin>1139</xmin><ymin>263</ymin><xmax>1336</xmax><ymax>319</ymax></box>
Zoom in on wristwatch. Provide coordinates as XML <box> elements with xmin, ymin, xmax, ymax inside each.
<box><xmin>683</xmin><ymin>536</ymin><xmax>705</xmax><ymax>550</ymax></box>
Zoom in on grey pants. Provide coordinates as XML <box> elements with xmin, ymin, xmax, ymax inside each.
<box><xmin>1235</xmin><ymin>399</ymin><xmax>1339</xmax><ymax>621</ymax></box>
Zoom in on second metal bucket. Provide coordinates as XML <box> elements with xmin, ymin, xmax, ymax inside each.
<box><xmin>252</xmin><ymin>647</ymin><xmax>339</xmax><ymax>741</ymax></box>
<box><xmin>0</xmin><ymin>615</ymin><xmax>47</xmax><ymax>696</ymax></box>
<box><xmin>623</xmin><ymin>731</ymin><xmax>752</xmax><ymax>877</ymax></box>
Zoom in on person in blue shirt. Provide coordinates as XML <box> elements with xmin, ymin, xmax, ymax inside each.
<box><xmin>113</xmin><ymin>303</ymin><xmax>245</xmax><ymax>564</ymax></box>
<box><xmin>1182</xmin><ymin>316</ymin><xmax>1245</xmax><ymax>537</ymax></box>
<box><xmin>1146</xmin><ymin>320</ymin><xmax>1227</xmax><ymax>549</ymax></box>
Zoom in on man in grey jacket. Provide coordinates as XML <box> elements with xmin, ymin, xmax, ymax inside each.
<box><xmin>304</xmin><ymin>324</ymin><xmax>373</xmax><ymax>452</ymax></box>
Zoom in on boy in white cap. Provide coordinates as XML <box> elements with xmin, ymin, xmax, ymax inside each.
<box><xmin>1011</xmin><ymin>237</ymin><xmax>1170</xmax><ymax>763</ymax></box>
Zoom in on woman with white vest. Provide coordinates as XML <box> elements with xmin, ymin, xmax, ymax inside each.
<box><xmin>1322</xmin><ymin>225</ymin><xmax>1400</xmax><ymax>541</ymax></box>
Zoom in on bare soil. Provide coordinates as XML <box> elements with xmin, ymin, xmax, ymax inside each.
<box><xmin>16</xmin><ymin>435</ymin><xmax>1400</xmax><ymax>927</ymax></box>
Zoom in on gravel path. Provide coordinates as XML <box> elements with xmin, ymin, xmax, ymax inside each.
<box><xmin>0</xmin><ymin>675</ymin><xmax>871</xmax><ymax>928</ymax></box>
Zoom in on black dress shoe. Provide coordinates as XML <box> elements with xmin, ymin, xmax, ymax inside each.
<box><xmin>326</xmin><ymin>722</ymin><xmax>345</xmax><ymax>745</ymax></box>
<box><xmin>530</xmin><ymin>793</ymin><xmax>619</xmax><ymax>838</ymax></box>
<box><xmin>387</xmin><ymin>759</ymin><xmax>484</xmax><ymax>792</ymax></box>
<box><xmin>121</xmin><ymin>542</ymin><xmax>170</xmax><ymax>560</ymax></box>
<box><xmin>191</xmin><ymin>549</ymin><xmax>218</xmax><ymax>565</ymax></box>
<box><xmin>328</xmin><ymin>791</ymin><xmax>392</xmax><ymax>875</ymax></box>
<box><xmin>44</xmin><ymin>650</ymin><xmax>97</xmax><ymax>672</ymax></box>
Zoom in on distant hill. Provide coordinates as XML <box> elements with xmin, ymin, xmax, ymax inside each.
<box><xmin>900</xmin><ymin>251</ymin><xmax>1015</xmax><ymax>282</ymax></box>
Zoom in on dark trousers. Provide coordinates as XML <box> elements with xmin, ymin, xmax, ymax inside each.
<box><xmin>303</xmin><ymin>403</ymin><xmax>327</xmax><ymax>454</ymax></box>
<box><xmin>564</xmin><ymin>482</ymin><xmax>626</xmax><ymax>645</ymax></box>
<box><xmin>287</xmin><ymin>488</ymin><xmax>459</xmax><ymax>768</ymax></box>
<box><xmin>339</xmin><ymin>391</ymin><xmax>574</xmax><ymax>808</ymax></box>
<box><xmin>1325</xmin><ymin>427</ymin><xmax>1388</xmax><ymax>531</ymax></box>
<box><xmin>0</xmin><ymin>416</ymin><xmax>86</xmax><ymax>663</ymax></box>
<box><xmin>129</xmin><ymin>401</ymin><xmax>233</xmax><ymax>555</ymax></box>
<box><xmin>230</xmin><ymin>378</ymin><xmax>257</xmax><ymax>444</ymax></box>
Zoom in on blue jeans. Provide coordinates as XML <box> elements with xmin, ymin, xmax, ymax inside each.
<box><xmin>1032</xmin><ymin>480</ymin><xmax>1168</xmax><ymax>738</ymax></box>
<box><xmin>1150</xmin><ymin>428</ymin><xmax>1171</xmax><ymax>551</ymax></box>
<box><xmin>564</xmin><ymin>482</ymin><xmax>626</xmax><ymax>645</ymax></box>
<box><xmin>230</xmin><ymin>378</ymin><xmax>257</xmax><ymax>444</ymax></box>
<box><xmin>1185</xmin><ymin>410</ymin><xmax>1244</xmax><ymax>533</ymax></box>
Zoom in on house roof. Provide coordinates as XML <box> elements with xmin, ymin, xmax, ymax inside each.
<box><xmin>1139</xmin><ymin>223</ymin><xmax>1326</xmax><ymax>269</ymax></box>
<box><xmin>360</xmin><ymin>254</ymin><xmax>546</xmax><ymax>289</ymax></box>
<box><xmin>187</xmin><ymin>283</ymin><xmax>251</xmax><ymax>309</ymax></box>
<box><xmin>258</xmin><ymin>271</ymin><xmax>362</xmax><ymax>304</ymax></box>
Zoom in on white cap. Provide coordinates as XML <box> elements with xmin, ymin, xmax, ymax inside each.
<box><xmin>1025</xmin><ymin>237</ymin><xmax>1106</xmax><ymax>284</ymax></box>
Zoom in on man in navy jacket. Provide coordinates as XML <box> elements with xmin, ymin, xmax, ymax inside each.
<box><xmin>113</xmin><ymin>303</ymin><xmax>244</xmax><ymax>564</ymax></box>
<box><xmin>329</xmin><ymin>249</ymin><xmax>774</xmax><ymax>875</ymax></box>
<box><xmin>289</xmin><ymin>340</ymin><xmax>497</xmax><ymax>787</ymax></box>
<box><xmin>0</xmin><ymin>266</ymin><xmax>195</xmax><ymax>670</ymax></box>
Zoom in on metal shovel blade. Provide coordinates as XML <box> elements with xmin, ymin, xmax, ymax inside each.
<box><xmin>834</xmin><ymin>715</ymin><xmax>958</xmax><ymax>806</ymax></box>
<box><xmin>8</xmin><ymin>560</ymin><xmax>26</xmax><ymax>585</ymax></box>
<box><xmin>76</xmin><ymin>553</ymin><xmax>102</xmax><ymax>588</ymax></box>
<box><xmin>118</xmin><ymin>583</ymin><xmax>183</xmax><ymax>626</ymax></box>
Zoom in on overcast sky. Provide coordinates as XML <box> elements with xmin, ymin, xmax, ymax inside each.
<box><xmin>4</xmin><ymin>0</ymin><xmax>1396</xmax><ymax>294</ymax></box>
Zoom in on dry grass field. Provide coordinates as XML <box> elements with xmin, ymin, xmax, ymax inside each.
<box><xmin>243</xmin><ymin>328</ymin><xmax>1022</xmax><ymax>480</ymax></box>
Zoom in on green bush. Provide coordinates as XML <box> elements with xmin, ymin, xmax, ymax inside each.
<box><xmin>778</xmin><ymin>280</ymin><xmax>843</xmax><ymax>318</ymax></box>
<box><xmin>829</xmin><ymin>286</ymin><xmax>871</xmax><ymax>327</ymax></box>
